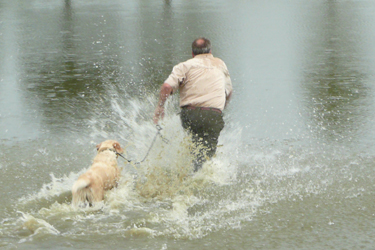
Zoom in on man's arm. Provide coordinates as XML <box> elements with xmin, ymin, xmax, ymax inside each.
<box><xmin>226</xmin><ymin>91</ymin><xmax>232</xmax><ymax>103</ymax></box>
<box><xmin>222</xmin><ymin>61</ymin><xmax>233</xmax><ymax>108</ymax></box>
<box><xmin>224</xmin><ymin>76</ymin><xmax>233</xmax><ymax>108</ymax></box>
<box><xmin>153</xmin><ymin>83</ymin><xmax>173</xmax><ymax>124</ymax></box>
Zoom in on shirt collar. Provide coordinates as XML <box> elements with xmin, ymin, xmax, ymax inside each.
<box><xmin>194</xmin><ymin>53</ymin><xmax>213</xmax><ymax>58</ymax></box>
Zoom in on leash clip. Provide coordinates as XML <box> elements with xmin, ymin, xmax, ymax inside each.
<box><xmin>156</xmin><ymin>125</ymin><xmax>169</xmax><ymax>144</ymax></box>
<box><xmin>156</xmin><ymin>124</ymin><xmax>162</xmax><ymax>131</ymax></box>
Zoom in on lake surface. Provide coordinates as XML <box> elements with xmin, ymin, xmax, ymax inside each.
<box><xmin>1</xmin><ymin>0</ymin><xmax>375</xmax><ymax>249</ymax></box>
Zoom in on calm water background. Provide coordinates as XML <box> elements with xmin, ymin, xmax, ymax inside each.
<box><xmin>1</xmin><ymin>0</ymin><xmax>375</xmax><ymax>249</ymax></box>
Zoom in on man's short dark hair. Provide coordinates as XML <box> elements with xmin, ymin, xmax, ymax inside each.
<box><xmin>192</xmin><ymin>37</ymin><xmax>211</xmax><ymax>56</ymax></box>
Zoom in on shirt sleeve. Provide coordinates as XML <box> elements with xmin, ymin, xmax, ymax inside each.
<box><xmin>164</xmin><ymin>62</ymin><xmax>187</xmax><ymax>92</ymax></box>
<box><xmin>222</xmin><ymin>63</ymin><xmax>233</xmax><ymax>97</ymax></box>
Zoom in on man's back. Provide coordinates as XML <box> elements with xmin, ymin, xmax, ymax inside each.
<box><xmin>165</xmin><ymin>53</ymin><xmax>232</xmax><ymax>110</ymax></box>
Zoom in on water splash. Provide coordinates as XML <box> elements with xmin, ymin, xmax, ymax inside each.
<box><xmin>18</xmin><ymin>212</ymin><xmax>60</xmax><ymax>243</ymax></box>
<box><xmin>6</xmin><ymin>91</ymin><xmax>360</xmax><ymax>244</ymax></box>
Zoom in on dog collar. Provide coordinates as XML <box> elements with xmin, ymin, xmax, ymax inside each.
<box><xmin>99</xmin><ymin>148</ymin><xmax>117</xmax><ymax>153</ymax></box>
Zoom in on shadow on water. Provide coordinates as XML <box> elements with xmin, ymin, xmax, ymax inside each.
<box><xmin>18</xmin><ymin>1</ymin><xmax>106</xmax><ymax>131</ymax></box>
<box><xmin>1</xmin><ymin>0</ymin><xmax>233</xmax><ymax>138</ymax></box>
<box><xmin>302</xmin><ymin>1</ymin><xmax>370</xmax><ymax>144</ymax></box>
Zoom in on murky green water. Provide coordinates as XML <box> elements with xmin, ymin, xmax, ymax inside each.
<box><xmin>1</xmin><ymin>0</ymin><xmax>375</xmax><ymax>249</ymax></box>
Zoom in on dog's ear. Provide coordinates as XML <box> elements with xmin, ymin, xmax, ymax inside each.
<box><xmin>113</xmin><ymin>142</ymin><xmax>124</xmax><ymax>154</ymax></box>
<box><xmin>96</xmin><ymin>143</ymin><xmax>102</xmax><ymax>151</ymax></box>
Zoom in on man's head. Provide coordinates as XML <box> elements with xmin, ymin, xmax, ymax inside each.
<box><xmin>192</xmin><ymin>37</ymin><xmax>211</xmax><ymax>56</ymax></box>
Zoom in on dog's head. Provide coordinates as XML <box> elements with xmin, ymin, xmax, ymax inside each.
<box><xmin>96</xmin><ymin>140</ymin><xmax>124</xmax><ymax>154</ymax></box>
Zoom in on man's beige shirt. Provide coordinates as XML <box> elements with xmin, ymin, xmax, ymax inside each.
<box><xmin>165</xmin><ymin>53</ymin><xmax>233</xmax><ymax>111</ymax></box>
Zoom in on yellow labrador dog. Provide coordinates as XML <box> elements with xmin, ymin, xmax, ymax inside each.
<box><xmin>72</xmin><ymin>140</ymin><xmax>123</xmax><ymax>207</ymax></box>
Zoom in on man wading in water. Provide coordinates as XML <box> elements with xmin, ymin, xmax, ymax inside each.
<box><xmin>153</xmin><ymin>37</ymin><xmax>233</xmax><ymax>171</ymax></box>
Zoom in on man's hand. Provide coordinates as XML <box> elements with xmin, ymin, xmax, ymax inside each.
<box><xmin>153</xmin><ymin>106</ymin><xmax>164</xmax><ymax>124</ymax></box>
<box><xmin>153</xmin><ymin>83</ymin><xmax>173</xmax><ymax>124</ymax></box>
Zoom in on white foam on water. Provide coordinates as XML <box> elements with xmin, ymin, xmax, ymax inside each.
<box><xmin>17</xmin><ymin>212</ymin><xmax>60</xmax><ymax>243</ymax></box>
<box><xmin>17</xmin><ymin>171</ymin><xmax>83</xmax><ymax>205</ymax></box>
<box><xmin>9</xmin><ymin>93</ymin><xmax>333</xmax><ymax>242</ymax></box>
<box><xmin>125</xmin><ymin>226</ymin><xmax>158</xmax><ymax>237</ymax></box>
<box><xmin>12</xmin><ymin>93</ymin><xmax>254</xmax><ymax>240</ymax></box>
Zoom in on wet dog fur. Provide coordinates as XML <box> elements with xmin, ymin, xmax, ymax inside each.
<box><xmin>71</xmin><ymin>140</ymin><xmax>123</xmax><ymax>207</ymax></box>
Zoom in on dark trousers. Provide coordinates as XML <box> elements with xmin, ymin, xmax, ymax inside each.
<box><xmin>180</xmin><ymin>107</ymin><xmax>225</xmax><ymax>171</ymax></box>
